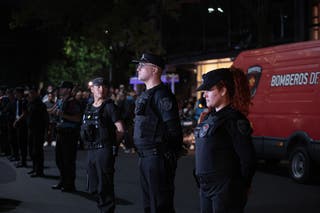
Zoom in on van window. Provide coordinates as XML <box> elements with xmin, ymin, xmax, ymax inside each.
<box><xmin>247</xmin><ymin>66</ymin><xmax>262</xmax><ymax>97</ymax></box>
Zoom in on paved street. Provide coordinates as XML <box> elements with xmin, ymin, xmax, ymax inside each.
<box><xmin>0</xmin><ymin>147</ymin><xmax>199</xmax><ymax>213</ymax></box>
<box><xmin>1</xmin><ymin>146</ymin><xmax>320</xmax><ymax>213</ymax></box>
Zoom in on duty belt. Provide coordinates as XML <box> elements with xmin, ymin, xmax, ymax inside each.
<box><xmin>196</xmin><ymin>173</ymin><xmax>228</xmax><ymax>184</ymax></box>
<box><xmin>84</xmin><ymin>142</ymin><xmax>104</xmax><ymax>150</ymax></box>
<box><xmin>137</xmin><ymin>148</ymin><xmax>160</xmax><ymax>158</ymax></box>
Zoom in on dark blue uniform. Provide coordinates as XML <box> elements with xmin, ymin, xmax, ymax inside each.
<box><xmin>134</xmin><ymin>83</ymin><xmax>183</xmax><ymax>213</ymax></box>
<box><xmin>55</xmin><ymin>97</ymin><xmax>81</xmax><ymax>191</ymax></box>
<box><xmin>0</xmin><ymin>95</ymin><xmax>10</xmax><ymax>156</ymax></box>
<box><xmin>194</xmin><ymin>105</ymin><xmax>256</xmax><ymax>213</ymax></box>
<box><xmin>27</xmin><ymin>96</ymin><xmax>49</xmax><ymax>176</ymax></box>
<box><xmin>81</xmin><ymin>99</ymin><xmax>121</xmax><ymax>213</ymax></box>
<box><xmin>15</xmin><ymin>97</ymin><xmax>28</xmax><ymax>166</ymax></box>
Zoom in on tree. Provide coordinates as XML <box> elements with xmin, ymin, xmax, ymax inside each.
<box><xmin>10</xmin><ymin>0</ymin><xmax>180</xmax><ymax>85</ymax></box>
<box><xmin>47</xmin><ymin>37</ymin><xmax>110</xmax><ymax>87</ymax></box>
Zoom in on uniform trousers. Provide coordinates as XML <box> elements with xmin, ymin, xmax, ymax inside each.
<box><xmin>28</xmin><ymin>128</ymin><xmax>45</xmax><ymax>174</ymax></box>
<box><xmin>8</xmin><ymin>123</ymin><xmax>18</xmax><ymax>158</ymax></box>
<box><xmin>199</xmin><ymin>176</ymin><xmax>248</xmax><ymax>213</ymax></box>
<box><xmin>87</xmin><ymin>147</ymin><xmax>115</xmax><ymax>213</ymax></box>
<box><xmin>16</xmin><ymin>123</ymin><xmax>28</xmax><ymax>163</ymax></box>
<box><xmin>138</xmin><ymin>154</ymin><xmax>177</xmax><ymax>213</ymax></box>
<box><xmin>0</xmin><ymin>123</ymin><xmax>10</xmax><ymax>155</ymax></box>
<box><xmin>55</xmin><ymin>128</ymin><xmax>79</xmax><ymax>188</ymax></box>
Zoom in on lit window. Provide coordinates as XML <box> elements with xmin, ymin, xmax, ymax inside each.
<box><xmin>311</xmin><ymin>3</ymin><xmax>320</xmax><ymax>40</ymax></box>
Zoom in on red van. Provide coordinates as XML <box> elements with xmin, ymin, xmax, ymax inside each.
<box><xmin>233</xmin><ymin>40</ymin><xmax>320</xmax><ymax>183</ymax></box>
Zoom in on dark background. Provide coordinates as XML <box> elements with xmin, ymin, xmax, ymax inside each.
<box><xmin>0</xmin><ymin>0</ymin><xmax>315</xmax><ymax>87</ymax></box>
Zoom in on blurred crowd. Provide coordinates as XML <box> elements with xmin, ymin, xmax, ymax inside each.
<box><xmin>0</xmin><ymin>83</ymin><xmax>138</xmax><ymax>170</ymax></box>
<box><xmin>178</xmin><ymin>93</ymin><xmax>207</xmax><ymax>150</ymax></box>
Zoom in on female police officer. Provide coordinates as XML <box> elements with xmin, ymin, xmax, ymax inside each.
<box><xmin>81</xmin><ymin>77</ymin><xmax>124</xmax><ymax>213</ymax></box>
<box><xmin>194</xmin><ymin>67</ymin><xmax>256</xmax><ymax>213</ymax></box>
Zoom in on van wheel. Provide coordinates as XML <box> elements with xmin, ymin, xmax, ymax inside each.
<box><xmin>289</xmin><ymin>146</ymin><xmax>311</xmax><ymax>183</ymax></box>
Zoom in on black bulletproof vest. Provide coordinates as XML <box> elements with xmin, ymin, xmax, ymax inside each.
<box><xmin>194</xmin><ymin>109</ymin><xmax>241</xmax><ymax>176</ymax></box>
<box><xmin>133</xmin><ymin>90</ymin><xmax>164</xmax><ymax>150</ymax></box>
<box><xmin>80</xmin><ymin>100</ymin><xmax>116</xmax><ymax>150</ymax></box>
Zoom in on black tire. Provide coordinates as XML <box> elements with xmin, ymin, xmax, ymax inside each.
<box><xmin>288</xmin><ymin>146</ymin><xmax>311</xmax><ymax>183</ymax></box>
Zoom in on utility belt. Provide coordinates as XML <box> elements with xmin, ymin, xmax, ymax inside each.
<box><xmin>137</xmin><ymin>148</ymin><xmax>160</xmax><ymax>158</ymax></box>
<box><xmin>84</xmin><ymin>140</ymin><xmax>117</xmax><ymax>153</ymax></box>
<box><xmin>196</xmin><ymin>173</ymin><xmax>229</xmax><ymax>184</ymax></box>
<box><xmin>84</xmin><ymin>141</ymin><xmax>105</xmax><ymax>150</ymax></box>
<box><xmin>137</xmin><ymin>145</ymin><xmax>174</xmax><ymax>159</ymax></box>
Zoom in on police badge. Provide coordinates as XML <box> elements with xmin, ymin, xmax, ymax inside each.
<box><xmin>159</xmin><ymin>97</ymin><xmax>172</xmax><ymax>111</ymax></box>
<box><xmin>199</xmin><ymin>123</ymin><xmax>210</xmax><ymax>137</ymax></box>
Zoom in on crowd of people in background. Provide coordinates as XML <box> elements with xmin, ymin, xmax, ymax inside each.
<box><xmin>0</xmin><ymin>82</ymin><xmax>139</xmax><ymax>173</ymax></box>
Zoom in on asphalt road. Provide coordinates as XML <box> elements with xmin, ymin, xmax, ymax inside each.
<box><xmin>1</xmin><ymin>146</ymin><xmax>320</xmax><ymax>213</ymax></box>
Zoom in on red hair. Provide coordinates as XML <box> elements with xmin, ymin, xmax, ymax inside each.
<box><xmin>230</xmin><ymin>66</ymin><xmax>251</xmax><ymax>115</ymax></box>
<box><xmin>215</xmin><ymin>67</ymin><xmax>251</xmax><ymax>116</ymax></box>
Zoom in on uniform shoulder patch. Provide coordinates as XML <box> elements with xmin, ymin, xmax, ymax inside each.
<box><xmin>237</xmin><ymin>120</ymin><xmax>252</xmax><ymax>135</ymax></box>
<box><xmin>159</xmin><ymin>97</ymin><xmax>173</xmax><ymax>111</ymax></box>
<box><xmin>199</xmin><ymin>123</ymin><xmax>210</xmax><ymax>137</ymax></box>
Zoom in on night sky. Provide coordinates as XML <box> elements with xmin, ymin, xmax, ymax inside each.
<box><xmin>0</xmin><ymin>0</ymin><xmax>300</xmax><ymax>88</ymax></box>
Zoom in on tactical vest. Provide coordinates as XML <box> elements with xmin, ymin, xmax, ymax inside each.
<box><xmin>133</xmin><ymin>89</ymin><xmax>165</xmax><ymax>150</ymax></box>
<box><xmin>194</xmin><ymin>109</ymin><xmax>241</xmax><ymax>176</ymax></box>
<box><xmin>80</xmin><ymin>100</ymin><xmax>116</xmax><ymax>150</ymax></box>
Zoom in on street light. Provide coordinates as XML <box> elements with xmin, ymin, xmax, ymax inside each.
<box><xmin>217</xmin><ymin>7</ymin><xmax>224</xmax><ymax>13</ymax></box>
<box><xmin>208</xmin><ymin>7</ymin><xmax>214</xmax><ymax>13</ymax></box>
<box><xmin>207</xmin><ymin>7</ymin><xmax>223</xmax><ymax>14</ymax></box>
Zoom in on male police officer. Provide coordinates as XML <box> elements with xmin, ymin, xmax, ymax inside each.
<box><xmin>27</xmin><ymin>86</ymin><xmax>49</xmax><ymax>177</ymax></box>
<box><xmin>132</xmin><ymin>53</ymin><xmax>183</xmax><ymax>213</ymax></box>
<box><xmin>81</xmin><ymin>77</ymin><xmax>124</xmax><ymax>213</ymax></box>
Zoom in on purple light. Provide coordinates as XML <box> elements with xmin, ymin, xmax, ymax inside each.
<box><xmin>130</xmin><ymin>74</ymin><xmax>179</xmax><ymax>93</ymax></box>
<box><xmin>130</xmin><ymin>75</ymin><xmax>179</xmax><ymax>85</ymax></box>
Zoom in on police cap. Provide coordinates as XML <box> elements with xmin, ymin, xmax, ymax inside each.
<box><xmin>132</xmin><ymin>53</ymin><xmax>165</xmax><ymax>69</ymax></box>
<box><xmin>196</xmin><ymin>68</ymin><xmax>233</xmax><ymax>91</ymax></box>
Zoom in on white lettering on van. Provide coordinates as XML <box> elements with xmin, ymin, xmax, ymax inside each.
<box><xmin>270</xmin><ymin>72</ymin><xmax>310</xmax><ymax>87</ymax></box>
<box><xmin>309</xmin><ymin>72</ymin><xmax>320</xmax><ymax>85</ymax></box>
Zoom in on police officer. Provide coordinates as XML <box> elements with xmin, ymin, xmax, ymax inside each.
<box><xmin>80</xmin><ymin>77</ymin><xmax>124</xmax><ymax>213</ymax></box>
<box><xmin>13</xmin><ymin>87</ymin><xmax>28</xmax><ymax>167</ymax></box>
<box><xmin>132</xmin><ymin>53</ymin><xmax>183</xmax><ymax>213</ymax></box>
<box><xmin>51</xmin><ymin>81</ymin><xmax>82</xmax><ymax>192</ymax></box>
<box><xmin>194</xmin><ymin>68</ymin><xmax>256</xmax><ymax>213</ymax></box>
<box><xmin>26</xmin><ymin>86</ymin><xmax>49</xmax><ymax>177</ymax></box>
